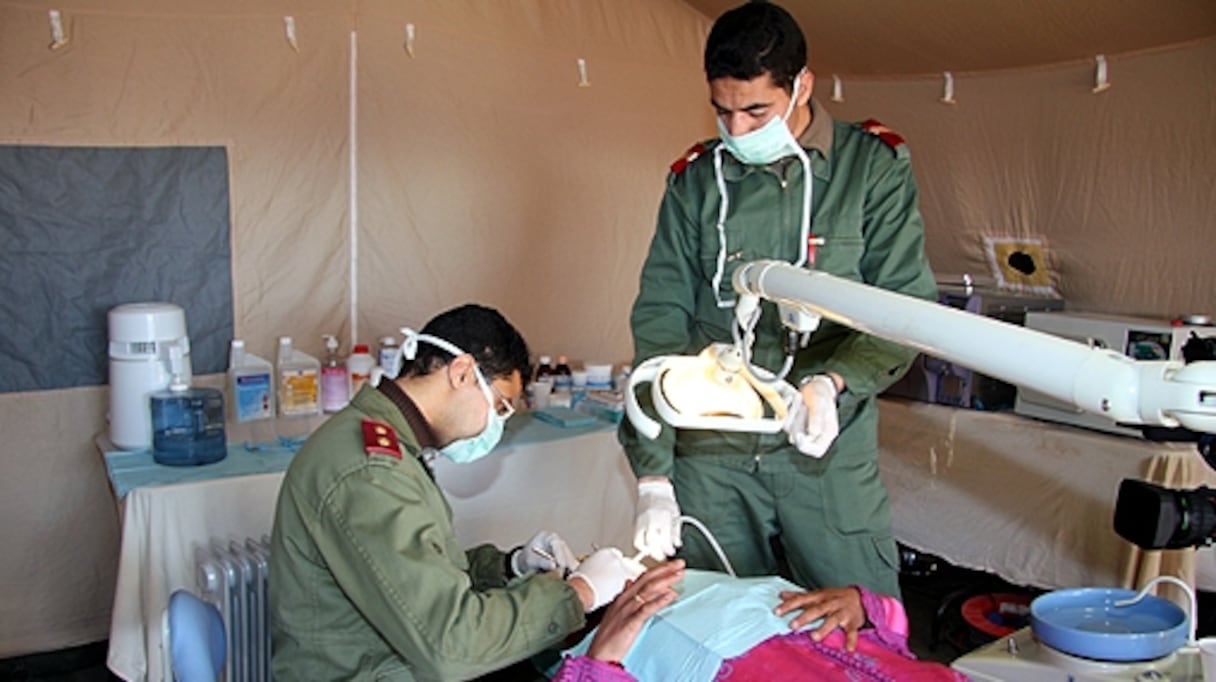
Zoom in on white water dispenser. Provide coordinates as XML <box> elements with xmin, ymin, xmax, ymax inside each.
<box><xmin>108</xmin><ymin>302</ymin><xmax>192</xmax><ymax>449</ymax></box>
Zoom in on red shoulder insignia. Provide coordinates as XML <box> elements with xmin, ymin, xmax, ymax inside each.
<box><xmin>670</xmin><ymin>142</ymin><xmax>707</xmax><ymax>175</ymax></box>
<box><xmin>860</xmin><ymin>119</ymin><xmax>906</xmax><ymax>150</ymax></box>
<box><xmin>362</xmin><ymin>419</ymin><xmax>401</xmax><ymax>459</ymax></box>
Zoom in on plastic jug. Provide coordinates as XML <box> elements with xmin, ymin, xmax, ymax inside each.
<box><xmin>276</xmin><ymin>336</ymin><xmax>321</xmax><ymax>416</ymax></box>
<box><xmin>150</xmin><ymin>346</ymin><xmax>226</xmax><ymax>466</ymax></box>
<box><xmin>228</xmin><ymin>339</ymin><xmax>275</xmax><ymax>422</ymax></box>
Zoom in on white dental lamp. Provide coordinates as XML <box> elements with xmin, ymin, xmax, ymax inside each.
<box><xmin>625</xmin><ymin>260</ymin><xmax>1216</xmax><ymax>439</ymax></box>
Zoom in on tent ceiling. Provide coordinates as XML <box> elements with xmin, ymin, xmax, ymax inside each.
<box><xmin>682</xmin><ymin>0</ymin><xmax>1216</xmax><ymax>76</ymax></box>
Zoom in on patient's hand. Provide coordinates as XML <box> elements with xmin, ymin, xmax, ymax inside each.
<box><xmin>586</xmin><ymin>560</ymin><xmax>685</xmax><ymax>663</ymax></box>
<box><xmin>773</xmin><ymin>586</ymin><xmax>866</xmax><ymax>652</ymax></box>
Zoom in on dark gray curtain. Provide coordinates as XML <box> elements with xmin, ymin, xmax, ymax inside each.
<box><xmin>0</xmin><ymin>145</ymin><xmax>233</xmax><ymax>392</ymax></box>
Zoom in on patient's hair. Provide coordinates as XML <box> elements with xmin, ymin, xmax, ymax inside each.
<box><xmin>407</xmin><ymin>304</ymin><xmax>530</xmax><ymax>381</ymax></box>
<box><xmin>704</xmin><ymin>1</ymin><xmax>807</xmax><ymax>93</ymax></box>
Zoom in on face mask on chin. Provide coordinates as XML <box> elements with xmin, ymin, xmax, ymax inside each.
<box><xmin>716</xmin><ymin>70</ymin><xmax>805</xmax><ymax>165</ymax></box>
<box><xmin>439</xmin><ymin>368</ymin><xmax>506</xmax><ymax>464</ymax></box>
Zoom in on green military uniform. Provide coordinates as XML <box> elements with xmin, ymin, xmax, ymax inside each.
<box><xmin>620</xmin><ymin>99</ymin><xmax>937</xmax><ymax>598</ymax></box>
<box><xmin>271</xmin><ymin>383</ymin><xmax>584</xmax><ymax>681</ymax></box>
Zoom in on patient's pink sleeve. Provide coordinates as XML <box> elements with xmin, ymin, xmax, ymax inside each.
<box><xmin>713</xmin><ymin>586</ymin><xmax>970</xmax><ymax>681</ymax></box>
<box><xmin>551</xmin><ymin>655</ymin><xmax>638</xmax><ymax>682</ymax></box>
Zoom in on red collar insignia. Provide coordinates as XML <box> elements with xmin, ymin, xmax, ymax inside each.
<box><xmin>860</xmin><ymin>119</ymin><xmax>906</xmax><ymax>150</ymax></box>
<box><xmin>670</xmin><ymin>143</ymin><xmax>707</xmax><ymax>175</ymax></box>
<box><xmin>362</xmin><ymin>419</ymin><xmax>402</xmax><ymax>459</ymax></box>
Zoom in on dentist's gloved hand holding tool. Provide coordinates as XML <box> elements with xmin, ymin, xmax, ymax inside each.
<box><xmin>568</xmin><ymin>548</ymin><xmax>647</xmax><ymax>611</ymax></box>
<box><xmin>511</xmin><ymin>530</ymin><xmax>579</xmax><ymax>577</ymax></box>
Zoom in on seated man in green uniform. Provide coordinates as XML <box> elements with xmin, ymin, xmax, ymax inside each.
<box><xmin>270</xmin><ymin>303</ymin><xmax>641</xmax><ymax>681</ymax></box>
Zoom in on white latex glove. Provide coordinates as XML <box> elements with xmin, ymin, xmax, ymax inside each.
<box><xmin>633</xmin><ymin>479</ymin><xmax>682</xmax><ymax>561</ymax></box>
<box><xmin>568</xmin><ymin>547</ymin><xmax>646</xmax><ymax>611</ymax></box>
<box><xmin>511</xmin><ymin>530</ymin><xmax>579</xmax><ymax>577</ymax></box>
<box><xmin>784</xmin><ymin>375</ymin><xmax>840</xmax><ymax>458</ymax></box>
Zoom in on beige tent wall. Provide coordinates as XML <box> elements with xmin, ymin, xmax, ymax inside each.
<box><xmin>0</xmin><ymin>0</ymin><xmax>711</xmax><ymax>657</ymax></box>
<box><xmin>1</xmin><ymin>0</ymin><xmax>1212</xmax><ymax>661</ymax></box>
<box><xmin>820</xmin><ymin>40</ymin><xmax>1216</xmax><ymax>316</ymax></box>
<box><xmin>354</xmin><ymin>0</ymin><xmax>712</xmax><ymax>364</ymax></box>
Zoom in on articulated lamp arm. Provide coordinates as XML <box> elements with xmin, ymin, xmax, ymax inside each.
<box><xmin>729</xmin><ymin>260</ymin><xmax>1216</xmax><ymax>434</ymax></box>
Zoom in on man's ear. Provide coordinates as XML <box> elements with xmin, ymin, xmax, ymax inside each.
<box><xmin>446</xmin><ymin>354</ymin><xmax>476</xmax><ymax>388</ymax></box>
<box><xmin>796</xmin><ymin>69</ymin><xmax>814</xmax><ymax>107</ymax></box>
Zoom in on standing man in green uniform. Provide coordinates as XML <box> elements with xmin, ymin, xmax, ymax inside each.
<box><xmin>271</xmin><ymin>304</ymin><xmax>642</xmax><ymax>681</ymax></box>
<box><xmin>620</xmin><ymin>0</ymin><xmax>937</xmax><ymax>625</ymax></box>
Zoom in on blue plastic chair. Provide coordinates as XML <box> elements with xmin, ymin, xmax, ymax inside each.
<box><xmin>166</xmin><ymin>589</ymin><xmax>226</xmax><ymax>682</ymax></box>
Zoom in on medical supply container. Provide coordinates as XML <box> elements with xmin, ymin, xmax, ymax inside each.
<box><xmin>348</xmin><ymin>344</ymin><xmax>375</xmax><ymax>396</ymax></box>
<box><xmin>534</xmin><ymin>356</ymin><xmax>555</xmax><ymax>384</ymax></box>
<box><xmin>377</xmin><ymin>335</ymin><xmax>401</xmax><ymax>379</ymax></box>
<box><xmin>150</xmin><ymin>346</ymin><xmax>226</xmax><ymax>466</ymax></box>
<box><xmin>570</xmin><ymin>369</ymin><xmax>589</xmax><ymax>407</ymax></box>
<box><xmin>108</xmin><ymin>302</ymin><xmax>193</xmax><ymax>449</ymax></box>
<box><xmin>553</xmin><ymin>355</ymin><xmax>573</xmax><ymax>391</ymax></box>
<box><xmin>276</xmin><ymin>336</ymin><xmax>320</xmax><ymax>416</ymax></box>
<box><xmin>320</xmin><ymin>334</ymin><xmax>349</xmax><ymax>413</ymax></box>
<box><xmin>584</xmin><ymin>363</ymin><xmax>613</xmax><ymax>390</ymax></box>
<box><xmin>227</xmin><ymin>339</ymin><xmax>274</xmax><ymax>422</ymax></box>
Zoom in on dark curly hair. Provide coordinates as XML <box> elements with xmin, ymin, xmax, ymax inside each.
<box><xmin>405</xmin><ymin>304</ymin><xmax>530</xmax><ymax>382</ymax></box>
<box><xmin>704</xmin><ymin>1</ymin><xmax>807</xmax><ymax>93</ymax></box>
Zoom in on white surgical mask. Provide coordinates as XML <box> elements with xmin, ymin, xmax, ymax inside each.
<box><xmin>439</xmin><ymin>369</ymin><xmax>507</xmax><ymax>464</ymax></box>
<box><xmin>716</xmin><ymin>71</ymin><xmax>803</xmax><ymax>166</ymax></box>
<box><xmin>400</xmin><ymin>328</ymin><xmax>510</xmax><ymax>464</ymax></box>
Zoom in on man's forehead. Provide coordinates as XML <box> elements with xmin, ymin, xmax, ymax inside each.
<box><xmin>709</xmin><ymin>71</ymin><xmax>783</xmax><ymax>91</ymax></box>
<box><xmin>709</xmin><ymin>74</ymin><xmax>787</xmax><ymax>107</ymax></box>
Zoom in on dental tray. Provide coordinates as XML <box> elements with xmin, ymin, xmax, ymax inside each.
<box><xmin>532</xmin><ymin>407</ymin><xmax>599</xmax><ymax>428</ymax></box>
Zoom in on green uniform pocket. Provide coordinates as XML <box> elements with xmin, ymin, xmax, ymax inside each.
<box><xmin>813</xmin><ymin>236</ymin><xmax>864</xmax><ymax>279</ymax></box>
<box><xmin>819</xmin><ymin>459</ymin><xmax>888</xmax><ymax>535</ymax></box>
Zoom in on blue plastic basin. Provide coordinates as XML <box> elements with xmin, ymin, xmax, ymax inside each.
<box><xmin>1030</xmin><ymin>588</ymin><xmax>1188</xmax><ymax>661</ymax></box>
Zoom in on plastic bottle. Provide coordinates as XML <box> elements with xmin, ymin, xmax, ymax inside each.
<box><xmin>320</xmin><ymin>334</ymin><xmax>350</xmax><ymax>413</ymax></box>
<box><xmin>276</xmin><ymin>336</ymin><xmax>321</xmax><ymax>417</ymax></box>
<box><xmin>570</xmin><ymin>369</ymin><xmax>589</xmax><ymax>409</ymax></box>
<box><xmin>553</xmin><ymin>355</ymin><xmax>573</xmax><ymax>391</ymax></box>
<box><xmin>151</xmin><ymin>345</ymin><xmax>227</xmax><ymax>466</ymax></box>
<box><xmin>228</xmin><ymin>339</ymin><xmax>275</xmax><ymax>422</ymax></box>
<box><xmin>378</xmin><ymin>335</ymin><xmax>402</xmax><ymax>380</ymax></box>
<box><xmin>534</xmin><ymin>355</ymin><xmax>555</xmax><ymax>385</ymax></box>
<box><xmin>348</xmin><ymin>344</ymin><xmax>376</xmax><ymax>396</ymax></box>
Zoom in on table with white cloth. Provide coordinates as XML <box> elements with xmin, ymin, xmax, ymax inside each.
<box><xmin>103</xmin><ymin>412</ymin><xmax>635</xmax><ymax>682</ymax></box>
<box><xmin>877</xmin><ymin>396</ymin><xmax>1216</xmax><ymax>598</ymax></box>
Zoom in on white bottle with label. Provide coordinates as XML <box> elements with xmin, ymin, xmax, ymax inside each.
<box><xmin>228</xmin><ymin>339</ymin><xmax>275</xmax><ymax>422</ymax></box>
<box><xmin>320</xmin><ymin>334</ymin><xmax>350</xmax><ymax>413</ymax></box>
<box><xmin>276</xmin><ymin>336</ymin><xmax>321</xmax><ymax>416</ymax></box>
<box><xmin>348</xmin><ymin>343</ymin><xmax>376</xmax><ymax>397</ymax></box>
<box><xmin>378</xmin><ymin>335</ymin><xmax>402</xmax><ymax>380</ymax></box>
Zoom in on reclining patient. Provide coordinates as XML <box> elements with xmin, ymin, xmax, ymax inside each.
<box><xmin>551</xmin><ymin>563</ymin><xmax>967</xmax><ymax>682</ymax></box>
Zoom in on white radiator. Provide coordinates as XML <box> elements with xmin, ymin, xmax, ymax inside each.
<box><xmin>196</xmin><ymin>536</ymin><xmax>272</xmax><ymax>682</ymax></box>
